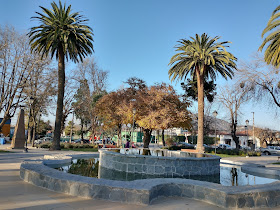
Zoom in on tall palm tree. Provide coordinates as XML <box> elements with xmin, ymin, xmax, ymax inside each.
<box><xmin>29</xmin><ymin>1</ymin><xmax>93</xmax><ymax>150</ymax></box>
<box><xmin>259</xmin><ymin>6</ymin><xmax>280</xmax><ymax>67</ymax></box>
<box><xmin>169</xmin><ymin>33</ymin><xmax>236</xmax><ymax>153</ymax></box>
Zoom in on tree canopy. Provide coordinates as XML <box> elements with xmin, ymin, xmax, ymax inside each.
<box><xmin>169</xmin><ymin>33</ymin><xmax>237</xmax><ymax>153</ymax></box>
<box><xmin>29</xmin><ymin>0</ymin><xmax>94</xmax><ymax>150</ymax></box>
<box><xmin>259</xmin><ymin>6</ymin><xmax>280</xmax><ymax>67</ymax></box>
<box><xmin>95</xmin><ymin>80</ymin><xmax>192</xmax><ymax>148</ymax></box>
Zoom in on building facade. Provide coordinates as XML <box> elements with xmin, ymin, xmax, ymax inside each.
<box><xmin>0</xmin><ymin>118</ymin><xmax>11</xmax><ymax>137</ymax></box>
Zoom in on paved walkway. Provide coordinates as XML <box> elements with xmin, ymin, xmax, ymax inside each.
<box><xmin>222</xmin><ymin>155</ymin><xmax>280</xmax><ymax>169</ymax></box>
<box><xmin>1</xmin><ymin>145</ymin><xmax>280</xmax><ymax>210</ymax></box>
<box><xmin>0</xmin><ymin>144</ymin><xmax>224</xmax><ymax>210</ymax></box>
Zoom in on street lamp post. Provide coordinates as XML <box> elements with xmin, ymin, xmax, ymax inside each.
<box><xmin>26</xmin><ymin>96</ymin><xmax>34</xmax><ymax>152</ymax></box>
<box><xmin>252</xmin><ymin>112</ymin><xmax>255</xmax><ymax>150</ymax></box>
<box><xmin>132</xmin><ymin>108</ymin><xmax>136</xmax><ymax>147</ymax></box>
<box><xmin>213</xmin><ymin>111</ymin><xmax>218</xmax><ymax>155</ymax></box>
<box><xmin>100</xmin><ymin>123</ymin><xmax>105</xmax><ymax>148</ymax></box>
<box><xmin>245</xmin><ymin>119</ymin><xmax>249</xmax><ymax>147</ymax></box>
<box><xmin>37</xmin><ymin>109</ymin><xmax>42</xmax><ymax>138</ymax></box>
<box><xmin>69</xmin><ymin>112</ymin><xmax>74</xmax><ymax>143</ymax></box>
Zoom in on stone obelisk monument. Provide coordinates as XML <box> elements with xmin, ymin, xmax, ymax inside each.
<box><xmin>11</xmin><ymin>109</ymin><xmax>26</xmax><ymax>149</ymax></box>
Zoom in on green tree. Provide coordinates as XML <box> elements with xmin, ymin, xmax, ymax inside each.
<box><xmin>29</xmin><ymin>1</ymin><xmax>94</xmax><ymax>150</ymax></box>
<box><xmin>169</xmin><ymin>33</ymin><xmax>237</xmax><ymax>153</ymax></box>
<box><xmin>181</xmin><ymin>79</ymin><xmax>216</xmax><ymax>103</ymax></box>
<box><xmin>73</xmin><ymin>79</ymin><xmax>91</xmax><ymax>141</ymax></box>
<box><xmin>64</xmin><ymin>120</ymin><xmax>75</xmax><ymax>136</ymax></box>
<box><xmin>37</xmin><ymin>120</ymin><xmax>52</xmax><ymax>137</ymax></box>
<box><xmin>259</xmin><ymin>6</ymin><xmax>280</xmax><ymax>67</ymax></box>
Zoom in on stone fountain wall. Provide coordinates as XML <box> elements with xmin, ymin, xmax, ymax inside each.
<box><xmin>99</xmin><ymin>149</ymin><xmax>220</xmax><ymax>177</ymax></box>
<box><xmin>20</xmin><ymin>154</ymin><xmax>280</xmax><ymax>208</ymax></box>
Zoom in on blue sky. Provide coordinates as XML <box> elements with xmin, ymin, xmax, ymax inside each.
<box><xmin>1</xmin><ymin>0</ymin><xmax>280</xmax><ymax>129</ymax></box>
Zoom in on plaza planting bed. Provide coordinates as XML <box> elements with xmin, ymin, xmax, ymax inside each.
<box><xmin>20</xmin><ymin>151</ymin><xmax>280</xmax><ymax>208</ymax></box>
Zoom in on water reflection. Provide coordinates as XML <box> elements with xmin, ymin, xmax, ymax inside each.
<box><xmin>57</xmin><ymin>158</ymin><xmax>99</xmax><ymax>178</ymax></box>
<box><xmin>220</xmin><ymin>165</ymin><xmax>277</xmax><ymax>186</ymax></box>
<box><xmin>231</xmin><ymin>168</ymin><xmax>238</xmax><ymax>186</ymax></box>
<box><xmin>117</xmin><ymin>149</ymin><xmax>211</xmax><ymax>158</ymax></box>
<box><xmin>55</xmin><ymin>159</ymin><xmax>278</xmax><ymax>186</ymax></box>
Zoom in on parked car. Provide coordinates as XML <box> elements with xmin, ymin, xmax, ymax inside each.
<box><xmin>73</xmin><ymin>139</ymin><xmax>89</xmax><ymax>144</ymax></box>
<box><xmin>73</xmin><ymin>139</ymin><xmax>81</xmax><ymax>144</ymax></box>
<box><xmin>176</xmin><ymin>142</ymin><xmax>195</xmax><ymax>149</ymax></box>
<box><xmin>94</xmin><ymin>140</ymin><xmax>103</xmax><ymax>144</ymax></box>
<box><xmin>218</xmin><ymin>144</ymin><xmax>232</xmax><ymax>150</ymax></box>
<box><xmin>260</xmin><ymin>146</ymin><xmax>280</xmax><ymax>155</ymax></box>
<box><xmin>240</xmin><ymin>145</ymin><xmax>251</xmax><ymax>150</ymax></box>
<box><xmin>41</xmin><ymin>137</ymin><xmax>52</xmax><ymax>142</ymax></box>
<box><xmin>194</xmin><ymin>144</ymin><xmax>210</xmax><ymax>149</ymax></box>
<box><xmin>34</xmin><ymin>139</ymin><xmax>42</xmax><ymax>144</ymax></box>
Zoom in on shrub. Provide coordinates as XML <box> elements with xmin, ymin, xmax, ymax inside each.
<box><xmin>60</xmin><ymin>143</ymin><xmax>65</xmax><ymax>149</ymax></box>
<box><xmin>166</xmin><ymin>138</ymin><xmax>175</xmax><ymax>147</ymax></box>
<box><xmin>205</xmin><ymin>147</ymin><xmax>260</xmax><ymax>156</ymax></box>
<box><xmin>173</xmin><ymin>135</ymin><xmax>186</xmax><ymax>142</ymax></box>
<box><xmin>39</xmin><ymin>143</ymin><xmax>51</xmax><ymax>148</ymax></box>
<box><xmin>186</xmin><ymin>136</ymin><xmax>215</xmax><ymax>145</ymax></box>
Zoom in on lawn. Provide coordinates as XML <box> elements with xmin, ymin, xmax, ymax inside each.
<box><xmin>272</xmin><ymin>162</ymin><xmax>280</xmax><ymax>165</ymax></box>
<box><xmin>62</xmin><ymin>148</ymin><xmax>98</xmax><ymax>152</ymax></box>
<box><xmin>0</xmin><ymin>150</ymin><xmax>11</xmax><ymax>153</ymax></box>
<box><xmin>206</xmin><ymin>153</ymin><xmax>241</xmax><ymax>158</ymax></box>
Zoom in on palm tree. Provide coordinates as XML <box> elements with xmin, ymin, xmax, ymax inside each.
<box><xmin>29</xmin><ymin>1</ymin><xmax>94</xmax><ymax>150</ymax></box>
<box><xmin>169</xmin><ymin>33</ymin><xmax>236</xmax><ymax>153</ymax></box>
<box><xmin>259</xmin><ymin>6</ymin><xmax>280</xmax><ymax>67</ymax></box>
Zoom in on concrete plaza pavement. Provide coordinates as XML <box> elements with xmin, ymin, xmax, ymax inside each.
<box><xmin>0</xmin><ymin>144</ymin><xmax>224</xmax><ymax>210</ymax></box>
<box><xmin>1</xmin><ymin>144</ymin><xmax>280</xmax><ymax>210</ymax></box>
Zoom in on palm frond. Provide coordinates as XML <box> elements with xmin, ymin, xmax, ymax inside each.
<box><xmin>260</xmin><ymin>5</ymin><xmax>280</xmax><ymax>67</ymax></box>
<box><xmin>29</xmin><ymin>0</ymin><xmax>94</xmax><ymax>62</ymax></box>
<box><xmin>168</xmin><ymin>33</ymin><xmax>236</xmax><ymax>83</ymax></box>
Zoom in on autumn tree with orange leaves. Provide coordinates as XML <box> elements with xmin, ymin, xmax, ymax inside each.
<box><xmin>95</xmin><ymin>79</ymin><xmax>192</xmax><ymax>148</ymax></box>
<box><xmin>94</xmin><ymin>90</ymin><xmax>127</xmax><ymax>146</ymax></box>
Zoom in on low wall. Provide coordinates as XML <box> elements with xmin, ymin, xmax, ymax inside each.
<box><xmin>20</xmin><ymin>159</ymin><xmax>280</xmax><ymax>208</ymax></box>
<box><xmin>99</xmin><ymin>149</ymin><xmax>220</xmax><ymax>177</ymax></box>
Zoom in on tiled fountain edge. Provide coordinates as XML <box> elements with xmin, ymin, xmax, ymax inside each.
<box><xmin>20</xmin><ymin>157</ymin><xmax>280</xmax><ymax>208</ymax></box>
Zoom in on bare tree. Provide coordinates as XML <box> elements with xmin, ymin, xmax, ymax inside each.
<box><xmin>72</xmin><ymin>58</ymin><xmax>108</xmax><ymax>139</ymax></box>
<box><xmin>24</xmin><ymin>55</ymin><xmax>56</xmax><ymax>146</ymax></box>
<box><xmin>60</xmin><ymin>78</ymin><xmax>76</xmax><ymax>133</ymax></box>
<box><xmin>0</xmin><ymin>26</ymin><xmax>44</xmax><ymax>131</ymax></box>
<box><xmin>255</xmin><ymin>127</ymin><xmax>278</xmax><ymax>147</ymax></box>
<box><xmin>218</xmin><ymin>85</ymin><xmax>251</xmax><ymax>149</ymax></box>
<box><xmin>238</xmin><ymin>54</ymin><xmax>280</xmax><ymax>110</ymax></box>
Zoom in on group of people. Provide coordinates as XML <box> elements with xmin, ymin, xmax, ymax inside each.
<box><xmin>125</xmin><ymin>140</ymin><xmax>136</xmax><ymax>148</ymax></box>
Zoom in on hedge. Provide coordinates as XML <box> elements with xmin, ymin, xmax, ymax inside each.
<box><xmin>37</xmin><ymin>143</ymin><xmax>99</xmax><ymax>149</ymax></box>
<box><xmin>205</xmin><ymin>147</ymin><xmax>261</xmax><ymax>157</ymax></box>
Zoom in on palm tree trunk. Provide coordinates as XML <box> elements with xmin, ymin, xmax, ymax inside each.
<box><xmin>196</xmin><ymin>70</ymin><xmax>205</xmax><ymax>153</ymax></box>
<box><xmin>51</xmin><ymin>47</ymin><xmax>65</xmax><ymax>150</ymax></box>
